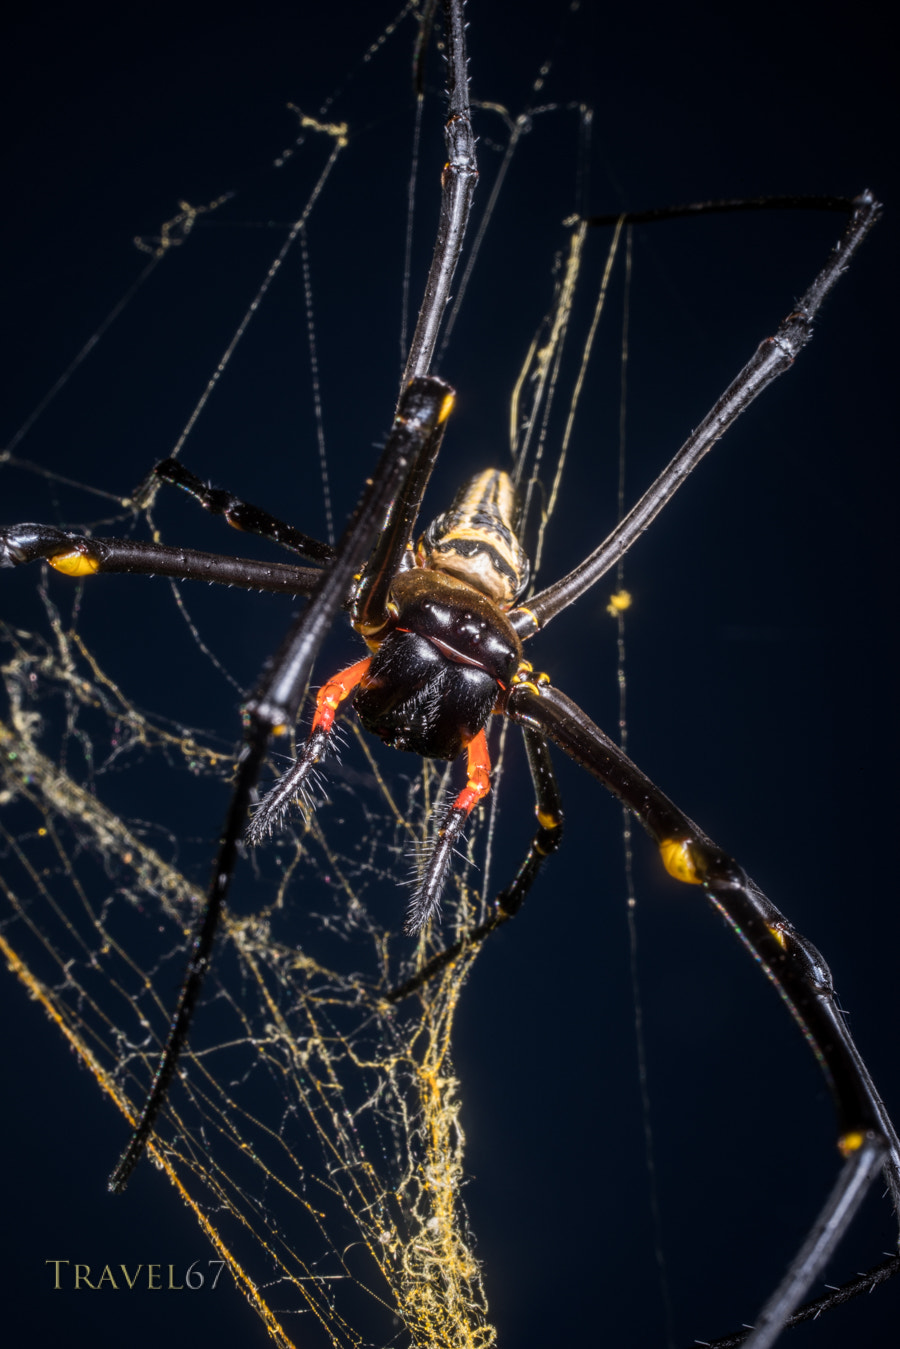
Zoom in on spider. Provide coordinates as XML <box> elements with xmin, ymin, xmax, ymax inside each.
<box><xmin>1</xmin><ymin>0</ymin><xmax>900</xmax><ymax>1343</ymax></box>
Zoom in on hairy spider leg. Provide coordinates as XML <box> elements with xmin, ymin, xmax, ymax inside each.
<box><xmin>404</xmin><ymin>727</ymin><xmax>492</xmax><ymax>934</ymax></box>
<box><xmin>313</xmin><ymin>658</ymin><xmax>373</xmax><ymax>732</ymax></box>
<box><xmin>243</xmin><ymin>363</ymin><xmax>458</xmax><ymax>852</ymax></box>
<box><xmin>245</xmin><ymin>658</ymin><xmax>372</xmax><ymax>843</ymax></box>
<box><xmin>386</xmin><ymin>724</ymin><xmax>564</xmax><ymax>1001</ymax></box>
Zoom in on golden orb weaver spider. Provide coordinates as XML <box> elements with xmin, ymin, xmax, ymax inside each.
<box><xmin>1</xmin><ymin>2</ymin><xmax>897</xmax><ymax>1347</ymax></box>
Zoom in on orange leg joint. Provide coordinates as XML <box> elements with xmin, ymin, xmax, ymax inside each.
<box><xmin>452</xmin><ymin>729</ymin><xmax>492</xmax><ymax>816</ymax></box>
<box><xmin>312</xmin><ymin>658</ymin><xmax>372</xmax><ymax>734</ymax></box>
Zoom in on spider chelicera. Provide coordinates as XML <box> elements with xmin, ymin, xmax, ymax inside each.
<box><xmin>1</xmin><ymin>3</ymin><xmax>898</xmax><ymax>1346</ymax></box>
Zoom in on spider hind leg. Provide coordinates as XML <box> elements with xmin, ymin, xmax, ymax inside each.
<box><xmin>405</xmin><ymin>728</ymin><xmax>492</xmax><ymax>934</ymax></box>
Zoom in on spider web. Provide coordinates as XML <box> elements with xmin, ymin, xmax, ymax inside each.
<box><xmin>2</xmin><ymin>4</ymin><xmax>897</xmax><ymax>1348</ymax></box>
<box><xmin>0</xmin><ymin>621</ymin><xmax>492</xmax><ymax>1348</ymax></box>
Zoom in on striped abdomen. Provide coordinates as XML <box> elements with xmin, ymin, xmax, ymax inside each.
<box><xmin>418</xmin><ymin>470</ymin><xmax>529</xmax><ymax>607</ymax></box>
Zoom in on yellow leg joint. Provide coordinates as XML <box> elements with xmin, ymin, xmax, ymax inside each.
<box><xmin>659</xmin><ymin>837</ymin><xmax>702</xmax><ymax>885</ymax></box>
<box><xmin>48</xmin><ymin>550</ymin><xmax>100</xmax><ymax>577</ymax></box>
<box><xmin>511</xmin><ymin>662</ymin><xmax>550</xmax><ymax>698</ymax></box>
<box><xmin>838</xmin><ymin>1130</ymin><xmax>866</xmax><ymax>1157</ymax></box>
<box><xmin>767</xmin><ymin>923</ymin><xmax>789</xmax><ymax>951</ymax></box>
<box><xmin>514</xmin><ymin>605</ymin><xmax>540</xmax><ymax>635</ymax></box>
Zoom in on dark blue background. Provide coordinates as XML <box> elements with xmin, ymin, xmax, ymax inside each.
<box><xmin>2</xmin><ymin>2</ymin><xmax>897</xmax><ymax>1347</ymax></box>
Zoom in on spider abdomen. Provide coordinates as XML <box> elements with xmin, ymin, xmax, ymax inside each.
<box><xmin>418</xmin><ymin>469</ymin><xmax>529</xmax><ymax>604</ymax></box>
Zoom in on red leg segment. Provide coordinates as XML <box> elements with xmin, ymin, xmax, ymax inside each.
<box><xmin>451</xmin><ymin>728</ymin><xmax>491</xmax><ymax>816</ymax></box>
<box><xmin>311</xmin><ymin>658</ymin><xmax>372</xmax><ymax>734</ymax></box>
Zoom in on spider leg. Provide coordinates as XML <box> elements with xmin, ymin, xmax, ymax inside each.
<box><xmin>107</xmin><ymin>376</ymin><xmax>453</xmax><ymax>1193</ymax></box>
<box><xmin>583</xmin><ymin>191</ymin><xmax>863</xmax><ymax>229</ymax></box>
<box><xmin>351</xmin><ymin>395</ymin><xmax>452</xmax><ymax>638</ymax></box>
<box><xmin>151</xmin><ymin>456</ymin><xmax>337</xmax><ymax>563</ymax></box>
<box><xmin>2</xmin><ymin>432</ymin><xmax>344</xmax><ymax>591</ymax></box>
<box><xmin>0</xmin><ymin>523</ymin><xmax>321</xmax><ymax>594</ymax></box>
<box><xmin>400</xmin><ymin>0</ymin><xmax>476</xmax><ymax>388</ymax></box>
<box><xmin>245</xmin><ymin>340</ymin><xmax>467</xmax><ymax>842</ymax></box>
<box><xmin>246</xmin><ymin>657</ymin><xmax>372</xmax><ymax>843</ymax></box>
<box><xmin>386</xmin><ymin>724</ymin><xmax>563</xmax><ymax>1002</ymax></box>
<box><xmin>735</xmin><ymin>1138</ymin><xmax>887</xmax><ymax>1349</ymax></box>
<box><xmin>508</xmin><ymin>191</ymin><xmax>881</xmax><ymax>639</ymax></box>
<box><xmin>703</xmin><ymin>1253</ymin><xmax>900</xmax><ymax>1347</ymax></box>
<box><xmin>497</xmin><ymin>725</ymin><xmax>565</xmax><ymax>917</ymax></box>
<box><xmin>506</xmin><ymin>675</ymin><xmax>900</xmax><ymax>1342</ymax></box>
<box><xmin>405</xmin><ymin>727</ymin><xmax>492</xmax><ymax>934</ymax></box>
